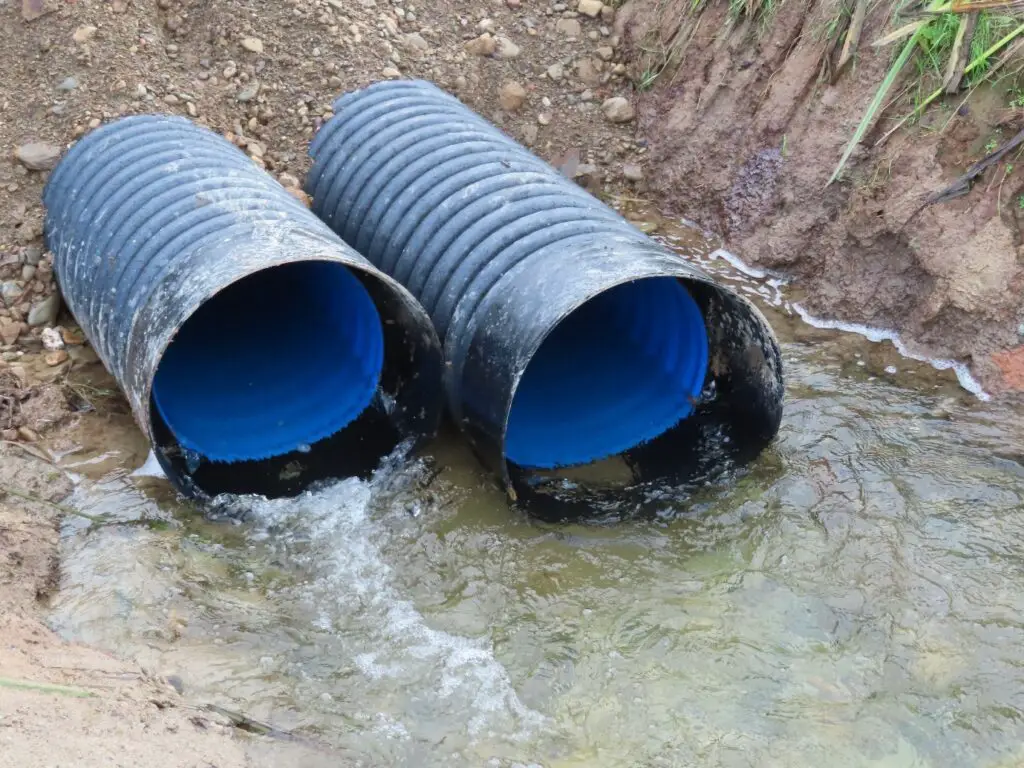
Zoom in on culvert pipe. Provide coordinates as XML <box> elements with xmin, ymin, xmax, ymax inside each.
<box><xmin>43</xmin><ymin>115</ymin><xmax>443</xmax><ymax>499</ymax></box>
<box><xmin>307</xmin><ymin>80</ymin><xmax>784</xmax><ymax>508</ymax></box>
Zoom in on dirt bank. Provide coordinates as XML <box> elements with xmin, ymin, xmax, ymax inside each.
<box><xmin>619</xmin><ymin>0</ymin><xmax>1024</xmax><ymax>393</ymax></box>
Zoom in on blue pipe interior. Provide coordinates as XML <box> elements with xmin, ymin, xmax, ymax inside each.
<box><xmin>152</xmin><ymin>261</ymin><xmax>384</xmax><ymax>463</ymax></box>
<box><xmin>504</xmin><ymin>278</ymin><xmax>709</xmax><ymax>469</ymax></box>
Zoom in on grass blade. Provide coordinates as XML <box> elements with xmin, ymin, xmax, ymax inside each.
<box><xmin>872</xmin><ymin>20</ymin><xmax>928</xmax><ymax>47</ymax></box>
<box><xmin>875</xmin><ymin>20</ymin><xmax>1024</xmax><ymax>146</ymax></box>
<box><xmin>829</xmin><ymin>32</ymin><xmax>924</xmax><ymax>185</ymax></box>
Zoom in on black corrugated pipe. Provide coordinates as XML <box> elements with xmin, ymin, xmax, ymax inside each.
<box><xmin>307</xmin><ymin>80</ymin><xmax>784</xmax><ymax>515</ymax></box>
<box><xmin>43</xmin><ymin>115</ymin><xmax>443</xmax><ymax>499</ymax></box>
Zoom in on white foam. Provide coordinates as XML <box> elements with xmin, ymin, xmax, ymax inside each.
<box><xmin>236</xmin><ymin>460</ymin><xmax>545</xmax><ymax>741</ymax></box>
<box><xmin>130</xmin><ymin>450</ymin><xmax>167</xmax><ymax>479</ymax></box>
<box><xmin>791</xmin><ymin>303</ymin><xmax>990</xmax><ymax>400</ymax></box>
<box><xmin>698</xmin><ymin>242</ymin><xmax>990</xmax><ymax>401</ymax></box>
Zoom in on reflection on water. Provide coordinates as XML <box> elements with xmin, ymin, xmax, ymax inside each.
<box><xmin>48</xmin><ymin>223</ymin><xmax>1024</xmax><ymax>768</ymax></box>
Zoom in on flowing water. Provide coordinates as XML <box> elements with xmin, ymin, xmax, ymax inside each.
<box><xmin>46</xmin><ymin>222</ymin><xmax>1024</xmax><ymax>767</ymax></box>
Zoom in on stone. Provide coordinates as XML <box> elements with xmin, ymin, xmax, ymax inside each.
<box><xmin>546</xmin><ymin>62</ymin><xmax>564</xmax><ymax>80</ymax></box>
<box><xmin>223</xmin><ymin>61</ymin><xmax>238</xmax><ymax>78</ymax></box>
<box><xmin>464</xmin><ymin>33</ymin><xmax>496</xmax><ymax>56</ymax></box>
<box><xmin>72</xmin><ymin>25</ymin><xmax>97</xmax><ymax>44</ymax></box>
<box><xmin>57</xmin><ymin>77</ymin><xmax>78</xmax><ymax>91</ymax></box>
<box><xmin>278</xmin><ymin>172</ymin><xmax>301</xmax><ymax>188</ymax></box>
<box><xmin>23</xmin><ymin>246</ymin><xmax>42</xmax><ymax>266</ymax></box>
<box><xmin>163</xmin><ymin>93</ymin><xmax>180</xmax><ymax>105</ymax></box>
<box><xmin>236</xmin><ymin>79</ymin><xmax>260</xmax><ymax>103</ymax></box>
<box><xmin>623</xmin><ymin>163</ymin><xmax>644</xmax><ymax>181</ymax></box>
<box><xmin>596</xmin><ymin>46</ymin><xmax>614</xmax><ymax>61</ymax></box>
<box><xmin>17</xmin><ymin>426</ymin><xmax>39</xmax><ymax>442</ymax></box>
<box><xmin>577</xmin><ymin>0</ymin><xmax>604</xmax><ymax>17</ymax></box>
<box><xmin>602</xmin><ymin>96</ymin><xmax>635</xmax><ymax>123</ymax></box>
<box><xmin>1</xmin><ymin>282</ymin><xmax>22</xmax><ymax>307</ymax></box>
<box><xmin>41</xmin><ymin>326</ymin><xmax>63</xmax><ymax>351</ymax></box>
<box><xmin>499</xmin><ymin>81</ymin><xmax>527</xmax><ymax>112</ymax></box>
<box><xmin>381</xmin><ymin>66</ymin><xmax>401</xmax><ymax>78</ymax></box>
<box><xmin>15</xmin><ymin>143</ymin><xmax>61</xmax><ymax>171</ymax></box>
<box><xmin>0</xmin><ymin>320</ymin><xmax>24</xmax><ymax>346</ymax></box>
<box><xmin>27</xmin><ymin>293</ymin><xmax>59</xmax><ymax>327</ymax></box>
<box><xmin>556</xmin><ymin>18</ymin><xmax>581</xmax><ymax>37</ymax></box>
<box><xmin>21</xmin><ymin>265</ymin><xmax>35</xmax><ymax>281</ymax></box>
<box><xmin>401</xmin><ymin>32</ymin><xmax>430</xmax><ymax>54</ymax></box>
<box><xmin>240</xmin><ymin>37</ymin><xmax>264</xmax><ymax>53</ymax></box>
<box><xmin>537</xmin><ymin>112</ymin><xmax>552</xmax><ymax>125</ymax></box>
<box><xmin>44</xmin><ymin>349</ymin><xmax>69</xmax><ymax>367</ymax></box>
<box><xmin>576</xmin><ymin>57</ymin><xmax>601</xmax><ymax>86</ymax></box>
<box><xmin>522</xmin><ymin>124</ymin><xmax>538</xmax><ymax>145</ymax></box>
<box><xmin>601</xmin><ymin>4</ymin><xmax>616</xmax><ymax>22</ymax></box>
<box><xmin>477</xmin><ymin>18</ymin><xmax>496</xmax><ymax>32</ymax></box>
<box><xmin>494</xmin><ymin>36</ymin><xmax>520</xmax><ymax>58</ymax></box>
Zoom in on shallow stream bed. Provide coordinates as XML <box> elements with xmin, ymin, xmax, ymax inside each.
<box><xmin>45</xmin><ymin>225</ymin><xmax>1024</xmax><ymax>768</ymax></box>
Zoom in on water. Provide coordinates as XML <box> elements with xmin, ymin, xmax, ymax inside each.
<box><xmin>47</xmin><ymin>223</ymin><xmax>1024</xmax><ymax>767</ymax></box>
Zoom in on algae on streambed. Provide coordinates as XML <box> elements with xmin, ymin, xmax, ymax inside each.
<box><xmin>44</xmin><ymin>228</ymin><xmax>1024</xmax><ymax>768</ymax></box>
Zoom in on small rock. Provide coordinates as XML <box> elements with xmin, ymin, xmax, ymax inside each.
<box><xmin>522</xmin><ymin>124</ymin><xmax>538</xmax><ymax>145</ymax></box>
<box><xmin>577</xmin><ymin>0</ymin><xmax>604</xmax><ymax>17</ymax></box>
<box><xmin>27</xmin><ymin>294</ymin><xmax>59</xmax><ymax>327</ymax></box>
<box><xmin>240</xmin><ymin>37</ymin><xmax>264</xmax><ymax>54</ymax></box>
<box><xmin>236</xmin><ymin>80</ymin><xmax>261</xmax><ymax>103</ymax></box>
<box><xmin>44</xmin><ymin>349</ymin><xmax>69</xmax><ymax>367</ymax></box>
<box><xmin>556</xmin><ymin>18</ymin><xmax>581</xmax><ymax>37</ymax></box>
<box><xmin>17</xmin><ymin>426</ymin><xmax>39</xmax><ymax>442</ymax></box>
<box><xmin>57</xmin><ymin>77</ymin><xmax>78</xmax><ymax>91</ymax></box>
<box><xmin>186</xmin><ymin>102</ymin><xmax>198</xmax><ymax>117</ymax></box>
<box><xmin>580</xmin><ymin>89</ymin><xmax>594</xmax><ymax>101</ymax></box>
<box><xmin>622</xmin><ymin>163</ymin><xmax>644</xmax><ymax>182</ymax></box>
<box><xmin>163</xmin><ymin>94</ymin><xmax>180</xmax><ymax>105</ymax></box>
<box><xmin>547</xmin><ymin>62</ymin><xmax>565</xmax><ymax>80</ymax></box>
<box><xmin>601</xmin><ymin>4</ymin><xmax>616</xmax><ymax>22</ymax></box>
<box><xmin>60</xmin><ymin>326</ymin><xmax>85</xmax><ymax>345</ymax></box>
<box><xmin>41</xmin><ymin>326</ymin><xmax>63</xmax><ymax>351</ymax></box>
<box><xmin>401</xmin><ymin>32</ymin><xmax>430</xmax><ymax>54</ymax></box>
<box><xmin>596</xmin><ymin>46</ymin><xmax>614</xmax><ymax>61</ymax></box>
<box><xmin>464</xmin><ymin>33</ymin><xmax>496</xmax><ymax>56</ymax></box>
<box><xmin>278</xmin><ymin>172</ymin><xmax>301</xmax><ymax>188</ymax></box>
<box><xmin>15</xmin><ymin>143</ymin><xmax>61</xmax><ymax>171</ymax></box>
<box><xmin>166</xmin><ymin>675</ymin><xmax>185</xmax><ymax>695</ymax></box>
<box><xmin>1</xmin><ymin>282</ymin><xmax>22</xmax><ymax>307</ymax></box>
<box><xmin>21</xmin><ymin>265</ymin><xmax>35</xmax><ymax>281</ymax></box>
<box><xmin>381</xmin><ymin>66</ymin><xmax>401</xmax><ymax>79</ymax></box>
<box><xmin>0</xmin><ymin>320</ymin><xmax>24</xmax><ymax>346</ymax></box>
<box><xmin>537</xmin><ymin>112</ymin><xmax>552</xmax><ymax>125</ymax></box>
<box><xmin>113</xmin><ymin>0</ymin><xmax>129</xmax><ymax>12</ymax></box>
<box><xmin>477</xmin><ymin>18</ymin><xmax>496</xmax><ymax>33</ymax></box>
<box><xmin>499</xmin><ymin>81</ymin><xmax>527</xmax><ymax>112</ymax></box>
<box><xmin>23</xmin><ymin>246</ymin><xmax>42</xmax><ymax>266</ymax></box>
<box><xmin>494</xmin><ymin>36</ymin><xmax>520</xmax><ymax>58</ymax></box>
<box><xmin>72</xmin><ymin>25</ymin><xmax>97</xmax><ymax>44</ymax></box>
<box><xmin>223</xmin><ymin>61</ymin><xmax>238</xmax><ymax>78</ymax></box>
<box><xmin>602</xmin><ymin>96</ymin><xmax>635</xmax><ymax>123</ymax></box>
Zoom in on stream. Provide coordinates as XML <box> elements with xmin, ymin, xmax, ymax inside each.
<box><xmin>45</xmin><ymin>221</ymin><xmax>1024</xmax><ymax>767</ymax></box>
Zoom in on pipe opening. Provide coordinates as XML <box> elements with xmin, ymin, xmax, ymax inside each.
<box><xmin>504</xmin><ymin>277</ymin><xmax>709</xmax><ymax>469</ymax></box>
<box><xmin>152</xmin><ymin>260</ymin><xmax>385</xmax><ymax>465</ymax></box>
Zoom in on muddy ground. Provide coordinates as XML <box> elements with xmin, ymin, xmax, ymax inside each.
<box><xmin>1</xmin><ymin>0</ymin><xmax>1023</xmax><ymax>762</ymax></box>
<box><xmin>619</xmin><ymin>0</ymin><xmax>1024</xmax><ymax>393</ymax></box>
